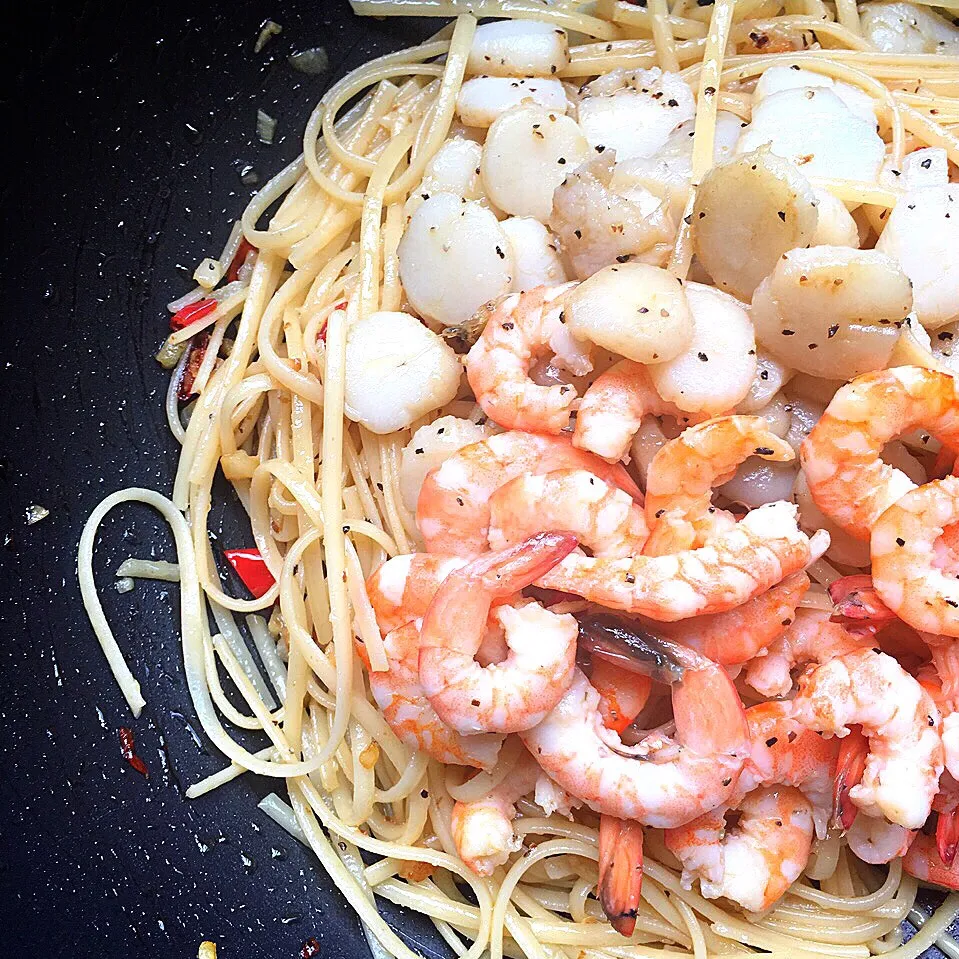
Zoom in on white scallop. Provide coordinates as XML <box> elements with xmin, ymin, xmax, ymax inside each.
<box><xmin>481</xmin><ymin>104</ymin><xmax>589</xmax><ymax>220</ymax></box>
<box><xmin>565</xmin><ymin>262</ymin><xmax>693</xmax><ymax>364</ymax></box>
<box><xmin>901</xmin><ymin>147</ymin><xmax>949</xmax><ymax>189</ymax></box>
<box><xmin>344</xmin><ymin>312</ymin><xmax>462</xmax><ymax>434</ymax></box>
<box><xmin>611</xmin><ymin>110</ymin><xmax>743</xmax><ymax>222</ymax></box>
<box><xmin>861</xmin><ymin>1</ymin><xmax>959</xmax><ymax>54</ymax></box>
<box><xmin>737</xmin><ymin>351</ymin><xmax>794</xmax><ymax>414</ymax></box>
<box><xmin>457</xmin><ymin>76</ymin><xmax>567</xmax><ymax>128</ymax></box>
<box><xmin>876</xmin><ymin>185</ymin><xmax>959</xmax><ymax>328</ymax></box>
<box><xmin>398</xmin><ymin>193</ymin><xmax>514</xmax><ymax>327</ymax></box>
<box><xmin>810</xmin><ymin>187</ymin><xmax>859</xmax><ymax>248</ymax></box>
<box><xmin>737</xmin><ymin>87</ymin><xmax>885</xmax><ymax>183</ymax></box>
<box><xmin>753</xmin><ymin>66</ymin><xmax>877</xmax><ymax>124</ymax></box>
<box><xmin>577</xmin><ymin>69</ymin><xmax>695</xmax><ymax>161</ymax></box>
<box><xmin>466</xmin><ymin>20</ymin><xmax>569</xmax><ymax>78</ymax></box>
<box><xmin>404</xmin><ymin>138</ymin><xmax>486</xmax><ymax>219</ymax></box>
<box><xmin>500</xmin><ymin>217</ymin><xmax>568</xmax><ymax>292</ymax></box>
<box><xmin>399</xmin><ymin>415</ymin><xmax>494</xmax><ymax>513</ymax></box>
<box><xmin>648</xmin><ymin>282</ymin><xmax>757</xmax><ymax>414</ymax></box>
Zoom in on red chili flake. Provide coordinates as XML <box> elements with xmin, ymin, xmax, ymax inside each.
<box><xmin>318</xmin><ymin>301</ymin><xmax>349</xmax><ymax>344</ymax></box>
<box><xmin>118</xmin><ymin>727</ymin><xmax>149</xmax><ymax>778</ymax></box>
<box><xmin>224</xmin><ymin>547</ymin><xmax>276</xmax><ymax>599</ymax></box>
<box><xmin>177</xmin><ymin>331</ymin><xmax>211</xmax><ymax>401</ymax></box>
<box><xmin>170</xmin><ymin>298</ymin><xmax>217</xmax><ymax>332</ymax></box>
<box><xmin>226</xmin><ymin>238</ymin><xmax>257</xmax><ymax>283</ymax></box>
<box><xmin>300</xmin><ymin>938</ymin><xmax>321</xmax><ymax>959</ymax></box>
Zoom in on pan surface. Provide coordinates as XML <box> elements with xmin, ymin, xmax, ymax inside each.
<box><xmin>0</xmin><ymin>2</ymin><xmax>954</xmax><ymax>957</ymax></box>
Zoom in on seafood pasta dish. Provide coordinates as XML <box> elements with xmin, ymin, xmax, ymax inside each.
<box><xmin>79</xmin><ymin>0</ymin><xmax>959</xmax><ymax>956</ymax></box>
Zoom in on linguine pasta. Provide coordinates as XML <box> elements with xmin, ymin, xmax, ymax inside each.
<box><xmin>79</xmin><ymin>2</ymin><xmax>959</xmax><ymax>956</ymax></box>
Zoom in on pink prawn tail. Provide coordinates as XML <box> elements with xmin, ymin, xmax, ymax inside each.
<box><xmin>828</xmin><ymin>575</ymin><xmax>897</xmax><ymax>630</ymax></box>
<box><xmin>905</xmin><ymin>831</ymin><xmax>959</xmax><ymax>889</ymax></box>
<box><xmin>607</xmin><ymin>463</ymin><xmax>644</xmax><ymax>505</ymax></box>
<box><xmin>475</xmin><ymin>531</ymin><xmax>579</xmax><ymax>598</ymax></box>
<box><xmin>834</xmin><ymin>725</ymin><xmax>869</xmax><ymax>830</ymax></box>
<box><xmin>598</xmin><ymin>815</ymin><xmax>644</xmax><ymax>937</ymax></box>
<box><xmin>592</xmin><ymin>658</ymin><xmax>651</xmax><ymax>734</ymax></box>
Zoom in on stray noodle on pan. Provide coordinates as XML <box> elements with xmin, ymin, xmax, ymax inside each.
<box><xmin>79</xmin><ymin>0</ymin><xmax>959</xmax><ymax>955</ymax></box>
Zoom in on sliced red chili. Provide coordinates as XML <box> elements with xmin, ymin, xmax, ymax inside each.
<box><xmin>170</xmin><ymin>297</ymin><xmax>217</xmax><ymax>332</ymax></box>
<box><xmin>118</xmin><ymin>727</ymin><xmax>149</xmax><ymax>778</ymax></box>
<box><xmin>177</xmin><ymin>331</ymin><xmax>211</xmax><ymax>401</ymax></box>
<box><xmin>224</xmin><ymin>547</ymin><xmax>276</xmax><ymax>599</ymax></box>
<box><xmin>227</xmin><ymin>238</ymin><xmax>257</xmax><ymax>283</ymax></box>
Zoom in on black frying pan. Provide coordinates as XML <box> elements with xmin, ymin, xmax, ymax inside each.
<box><xmin>0</xmin><ymin>3</ymin><xmax>953</xmax><ymax>956</ymax></box>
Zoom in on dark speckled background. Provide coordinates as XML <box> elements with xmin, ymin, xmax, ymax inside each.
<box><xmin>0</xmin><ymin>3</ymin><xmax>446</xmax><ymax>956</ymax></box>
<box><xmin>0</xmin><ymin>2</ymin><xmax>954</xmax><ymax>957</ymax></box>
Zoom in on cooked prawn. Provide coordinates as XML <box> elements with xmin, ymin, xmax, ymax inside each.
<box><xmin>416</xmin><ymin>430</ymin><xmax>641</xmax><ymax>556</ymax></box>
<box><xmin>367</xmin><ymin>553</ymin><xmax>468</xmax><ymax>635</ymax></box>
<box><xmin>450</xmin><ymin>662</ymin><xmax>647</xmax><ymax>888</ymax></box>
<box><xmin>643</xmin><ymin>416</ymin><xmax>795</xmax><ymax>556</ymax></box>
<box><xmin>487</xmin><ymin>468</ymin><xmax>649</xmax><ymax>558</ymax></box>
<box><xmin>800</xmin><ymin>366</ymin><xmax>959</xmax><ymax>541</ymax></box>
<box><xmin>536</xmin><ymin>500</ymin><xmax>825</xmax><ymax>620</ymax></box>
<box><xmin>519</xmin><ymin>634</ymin><xmax>749</xmax><ymax>828</ymax></box>
<box><xmin>370</xmin><ymin>623</ymin><xmax>504</xmax><ymax>770</ymax></box>
<box><xmin>649</xmin><ymin>572</ymin><xmax>810</xmax><ymax>666</ymax></box>
<box><xmin>665</xmin><ymin>786</ymin><xmax>815</xmax><ymax>913</ymax></box>
<box><xmin>663</xmin><ymin>698</ymin><xmax>841</xmax><ymax>911</ymax></box>
<box><xmin>450</xmin><ymin>751</ymin><xmax>573</xmax><ymax>876</ymax></box>
<box><xmin>919</xmin><ymin>644</ymin><xmax>959</xmax><ymax>780</ymax></box>
<box><xmin>366</xmin><ymin>552</ymin><xmax>528</xmax><ymax>672</ymax></box>
<box><xmin>792</xmin><ymin>648</ymin><xmax>944</xmax><ymax>829</ymax></box>
<box><xmin>571</xmin><ymin>360</ymin><xmax>696</xmax><ymax>463</ymax></box>
<box><xmin>745</xmin><ymin>608</ymin><xmax>874</xmax><ymax>699</ymax></box>
<box><xmin>740</xmin><ymin>700</ymin><xmax>840</xmax><ymax>833</ymax></box>
<box><xmin>845</xmin><ymin>814</ymin><xmax>916</xmax><ymax>865</ymax></box>
<box><xmin>464</xmin><ymin>283</ymin><xmax>589</xmax><ymax>434</ymax></box>
<box><xmin>872</xmin><ymin>476</ymin><xmax>959</xmax><ymax>638</ymax></box>
<box><xmin>904</xmin><ymin>831</ymin><xmax>959</xmax><ymax>890</ymax></box>
<box><xmin>419</xmin><ymin>532</ymin><xmax>579</xmax><ymax>735</ymax></box>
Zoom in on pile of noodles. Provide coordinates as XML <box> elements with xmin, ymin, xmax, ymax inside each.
<box><xmin>79</xmin><ymin>2</ymin><xmax>959</xmax><ymax>956</ymax></box>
